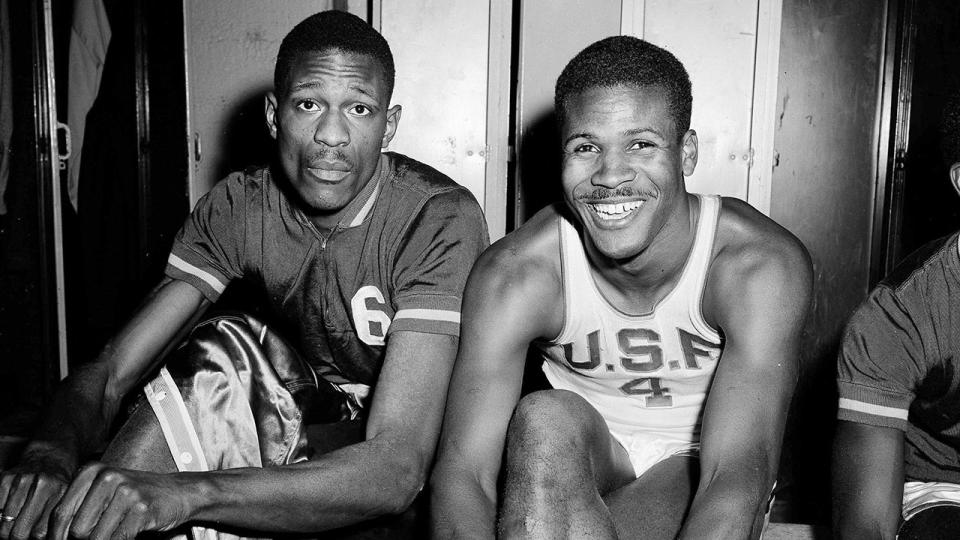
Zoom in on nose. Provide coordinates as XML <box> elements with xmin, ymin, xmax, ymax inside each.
<box><xmin>592</xmin><ymin>150</ymin><xmax>635</xmax><ymax>188</ymax></box>
<box><xmin>314</xmin><ymin>110</ymin><xmax>350</xmax><ymax>147</ymax></box>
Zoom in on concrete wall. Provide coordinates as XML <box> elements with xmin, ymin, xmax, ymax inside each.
<box><xmin>770</xmin><ymin>0</ymin><xmax>887</xmax><ymax>517</ymax></box>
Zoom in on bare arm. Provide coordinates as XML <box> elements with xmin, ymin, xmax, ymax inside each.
<box><xmin>832</xmin><ymin>421</ymin><xmax>903</xmax><ymax>540</ymax></box>
<box><xmin>678</xmin><ymin>240</ymin><xmax>812</xmax><ymax>540</ymax></box>
<box><xmin>46</xmin><ymin>330</ymin><xmax>460</xmax><ymax>539</ymax></box>
<box><xmin>430</xmin><ymin>248</ymin><xmax>560</xmax><ymax>539</ymax></box>
<box><xmin>190</xmin><ymin>330</ymin><xmax>457</xmax><ymax>530</ymax></box>
<box><xmin>29</xmin><ymin>279</ymin><xmax>209</xmax><ymax>464</ymax></box>
<box><xmin>0</xmin><ymin>278</ymin><xmax>209</xmax><ymax>539</ymax></box>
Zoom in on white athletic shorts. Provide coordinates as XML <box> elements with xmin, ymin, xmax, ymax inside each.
<box><xmin>609</xmin><ymin>430</ymin><xmax>699</xmax><ymax>478</ymax></box>
<box><xmin>902</xmin><ymin>481</ymin><xmax>960</xmax><ymax>521</ymax></box>
<box><xmin>610</xmin><ymin>429</ymin><xmax>776</xmax><ymax>536</ymax></box>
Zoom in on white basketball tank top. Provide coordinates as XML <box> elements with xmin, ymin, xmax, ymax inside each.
<box><xmin>537</xmin><ymin>194</ymin><xmax>723</xmax><ymax>445</ymax></box>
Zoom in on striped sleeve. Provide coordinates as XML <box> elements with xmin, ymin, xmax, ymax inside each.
<box><xmin>388</xmin><ymin>188</ymin><xmax>489</xmax><ymax>337</ymax></box>
<box><xmin>165</xmin><ymin>174</ymin><xmax>247</xmax><ymax>302</ymax></box>
<box><xmin>837</xmin><ymin>285</ymin><xmax>923</xmax><ymax>431</ymax></box>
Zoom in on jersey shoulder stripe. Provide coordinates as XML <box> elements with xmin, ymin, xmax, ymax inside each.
<box><xmin>836</xmin><ymin>379</ymin><xmax>912</xmax><ymax>431</ymax></box>
<box><xmin>166</xmin><ymin>253</ymin><xmax>227</xmax><ymax>300</ymax></box>
<box><xmin>838</xmin><ymin>397</ymin><xmax>908</xmax><ymax>421</ymax></box>
<box><xmin>394</xmin><ymin>308</ymin><xmax>460</xmax><ymax>323</ymax></box>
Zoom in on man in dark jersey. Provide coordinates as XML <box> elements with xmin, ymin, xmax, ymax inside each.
<box><xmin>833</xmin><ymin>93</ymin><xmax>960</xmax><ymax>540</ymax></box>
<box><xmin>0</xmin><ymin>10</ymin><xmax>487</xmax><ymax>540</ymax></box>
<box><xmin>431</xmin><ymin>36</ymin><xmax>812</xmax><ymax>539</ymax></box>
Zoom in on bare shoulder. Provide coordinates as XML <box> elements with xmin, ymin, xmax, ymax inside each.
<box><xmin>705</xmin><ymin>197</ymin><xmax>813</xmax><ymax>323</ymax></box>
<box><xmin>464</xmin><ymin>205</ymin><xmax>565</xmax><ymax>340</ymax></box>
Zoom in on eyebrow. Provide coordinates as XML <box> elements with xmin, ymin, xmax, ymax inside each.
<box><xmin>351</xmin><ymin>85</ymin><xmax>378</xmax><ymax>99</ymax></box>
<box><xmin>562</xmin><ymin>132</ymin><xmax>594</xmax><ymax>147</ymax></box>
<box><xmin>289</xmin><ymin>81</ymin><xmax>379</xmax><ymax>100</ymax></box>
<box><xmin>563</xmin><ymin>127</ymin><xmax>666</xmax><ymax>147</ymax></box>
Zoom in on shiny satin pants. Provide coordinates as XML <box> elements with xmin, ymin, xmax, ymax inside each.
<box><xmin>107</xmin><ymin>313</ymin><xmax>419</xmax><ymax>539</ymax></box>
<box><xmin>142</xmin><ymin>313</ymin><xmax>323</xmax><ymax>474</ymax></box>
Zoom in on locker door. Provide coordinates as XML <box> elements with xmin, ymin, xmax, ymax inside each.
<box><xmin>379</xmin><ymin>0</ymin><xmax>511</xmax><ymax>239</ymax></box>
<box><xmin>624</xmin><ymin>0</ymin><xmax>781</xmax><ymax>211</ymax></box>
<box><xmin>513</xmin><ymin>0</ymin><xmax>622</xmax><ymax>223</ymax></box>
<box><xmin>0</xmin><ymin>0</ymin><xmax>67</xmax><ymax>430</ymax></box>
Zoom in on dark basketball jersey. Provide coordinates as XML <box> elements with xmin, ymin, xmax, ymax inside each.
<box><xmin>837</xmin><ymin>232</ymin><xmax>960</xmax><ymax>483</ymax></box>
<box><xmin>164</xmin><ymin>152</ymin><xmax>489</xmax><ymax>400</ymax></box>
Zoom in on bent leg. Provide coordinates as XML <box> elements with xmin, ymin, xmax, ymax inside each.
<box><xmin>102</xmin><ymin>313</ymin><xmax>320</xmax><ymax>473</ymax></box>
<box><xmin>605</xmin><ymin>455</ymin><xmax>698</xmax><ymax>540</ymax></box>
<box><xmin>499</xmin><ymin>389</ymin><xmax>635</xmax><ymax>539</ymax></box>
<box><xmin>899</xmin><ymin>505</ymin><xmax>960</xmax><ymax>539</ymax></box>
<box><xmin>101</xmin><ymin>396</ymin><xmax>177</xmax><ymax>472</ymax></box>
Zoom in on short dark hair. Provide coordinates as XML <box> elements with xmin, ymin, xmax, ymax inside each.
<box><xmin>941</xmin><ymin>90</ymin><xmax>960</xmax><ymax>167</ymax></box>
<box><xmin>274</xmin><ymin>10</ymin><xmax>395</xmax><ymax>101</ymax></box>
<box><xmin>555</xmin><ymin>36</ymin><xmax>692</xmax><ymax>140</ymax></box>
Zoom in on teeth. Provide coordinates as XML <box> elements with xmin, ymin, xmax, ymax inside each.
<box><xmin>589</xmin><ymin>201</ymin><xmax>642</xmax><ymax>219</ymax></box>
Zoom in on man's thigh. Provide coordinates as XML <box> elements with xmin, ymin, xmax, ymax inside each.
<box><xmin>101</xmin><ymin>394</ymin><xmax>177</xmax><ymax>472</ymax></box>
<box><xmin>104</xmin><ymin>313</ymin><xmax>324</xmax><ymax>472</ymax></box>
<box><xmin>604</xmin><ymin>455</ymin><xmax>699</xmax><ymax>540</ymax></box>
<box><xmin>505</xmin><ymin>389</ymin><xmax>636</xmax><ymax>494</ymax></box>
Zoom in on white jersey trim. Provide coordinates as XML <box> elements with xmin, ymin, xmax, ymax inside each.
<box><xmin>688</xmin><ymin>195</ymin><xmax>722</xmax><ymax>342</ymax></box>
<box><xmin>838</xmin><ymin>397</ymin><xmax>909</xmax><ymax>421</ymax></box>
<box><xmin>144</xmin><ymin>367</ymin><xmax>211</xmax><ymax>472</ymax></box>
<box><xmin>348</xmin><ymin>177</ymin><xmax>382</xmax><ymax>227</ymax></box>
<box><xmin>552</xmin><ymin>195</ymin><xmax>721</xmax><ymax>342</ymax></box>
<box><xmin>394</xmin><ymin>308</ymin><xmax>461</xmax><ymax>324</ymax></box>
<box><xmin>168</xmin><ymin>254</ymin><xmax>226</xmax><ymax>294</ymax></box>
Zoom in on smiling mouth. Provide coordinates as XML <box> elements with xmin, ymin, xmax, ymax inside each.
<box><xmin>587</xmin><ymin>200</ymin><xmax>644</xmax><ymax>221</ymax></box>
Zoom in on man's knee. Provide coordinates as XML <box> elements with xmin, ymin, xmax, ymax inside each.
<box><xmin>507</xmin><ymin>390</ymin><xmax>603</xmax><ymax>455</ymax></box>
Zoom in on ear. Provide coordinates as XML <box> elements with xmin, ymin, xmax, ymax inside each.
<box><xmin>265</xmin><ymin>92</ymin><xmax>279</xmax><ymax>140</ymax></box>
<box><xmin>681</xmin><ymin>129</ymin><xmax>698</xmax><ymax>177</ymax></box>
<box><xmin>381</xmin><ymin>104</ymin><xmax>402</xmax><ymax>149</ymax></box>
<box><xmin>951</xmin><ymin>162</ymin><xmax>960</xmax><ymax>198</ymax></box>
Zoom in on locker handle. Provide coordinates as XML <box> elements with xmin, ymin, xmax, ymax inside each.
<box><xmin>57</xmin><ymin>122</ymin><xmax>72</xmax><ymax>170</ymax></box>
<box><xmin>57</xmin><ymin>122</ymin><xmax>72</xmax><ymax>159</ymax></box>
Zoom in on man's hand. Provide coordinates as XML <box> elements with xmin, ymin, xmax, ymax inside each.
<box><xmin>2</xmin><ymin>279</ymin><xmax>209</xmax><ymax>540</ymax></box>
<box><xmin>48</xmin><ymin>463</ymin><xmax>192</xmax><ymax>540</ymax></box>
<box><xmin>0</xmin><ymin>452</ymin><xmax>72</xmax><ymax>540</ymax></box>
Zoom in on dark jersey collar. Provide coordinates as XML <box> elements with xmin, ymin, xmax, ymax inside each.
<box><xmin>335</xmin><ymin>153</ymin><xmax>389</xmax><ymax>229</ymax></box>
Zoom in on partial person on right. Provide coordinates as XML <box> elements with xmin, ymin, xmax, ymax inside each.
<box><xmin>833</xmin><ymin>91</ymin><xmax>960</xmax><ymax>540</ymax></box>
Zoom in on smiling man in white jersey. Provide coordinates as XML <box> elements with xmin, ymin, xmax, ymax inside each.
<box><xmin>430</xmin><ymin>36</ymin><xmax>813</xmax><ymax>539</ymax></box>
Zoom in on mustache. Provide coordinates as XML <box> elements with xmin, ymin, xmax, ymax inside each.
<box><xmin>576</xmin><ymin>186</ymin><xmax>655</xmax><ymax>201</ymax></box>
<box><xmin>307</xmin><ymin>149</ymin><xmax>352</xmax><ymax>166</ymax></box>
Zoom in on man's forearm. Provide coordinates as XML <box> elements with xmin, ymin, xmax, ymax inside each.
<box><xmin>181</xmin><ymin>435</ymin><xmax>426</xmax><ymax>533</ymax></box>
<box><xmin>22</xmin><ymin>363</ymin><xmax>118</xmax><ymax>471</ymax></box>
<box><xmin>24</xmin><ymin>279</ymin><xmax>206</xmax><ymax>469</ymax></box>
<box><xmin>679</xmin><ymin>474</ymin><xmax>772</xmax><ymax>540</ymax></box>
<box><xmin>430</xmin><ymin>466</ymin><xmax>497</xmax><ymax>539</ymax></box>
